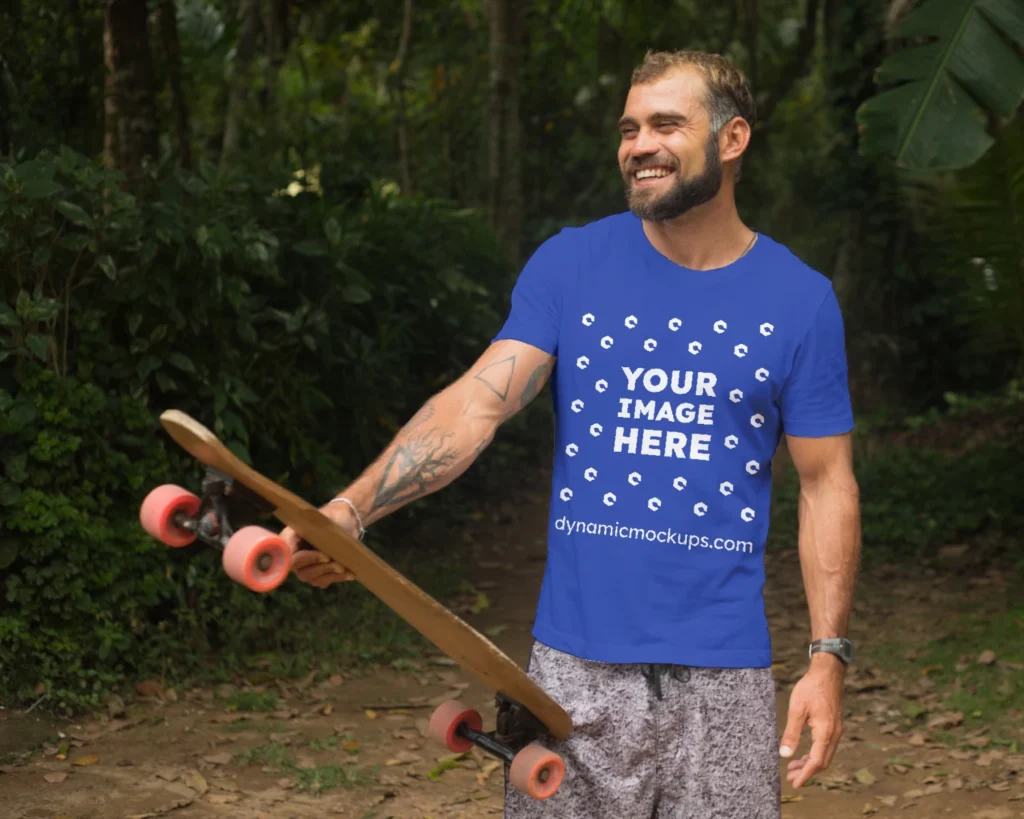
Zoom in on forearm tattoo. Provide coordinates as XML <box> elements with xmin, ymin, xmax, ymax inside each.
<box><xmin>371</xmin><ymin>426</ymin><xmax>458</xmax><ymax>511</ymax></box>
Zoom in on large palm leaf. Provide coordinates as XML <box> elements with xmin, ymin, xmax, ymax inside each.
<box><xmin>856</xmin><ymin>0</ymin><xmax>1024</xmax><ymax>170</ymax></box>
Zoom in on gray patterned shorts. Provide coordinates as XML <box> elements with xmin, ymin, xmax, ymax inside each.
<box><xmin>504</xmin><ymin>641</ymin><xmax>781</xmax><ymax>819</ymax></box>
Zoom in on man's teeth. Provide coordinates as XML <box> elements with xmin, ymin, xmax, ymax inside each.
<box><xmin>636</xmin><ymin>168</ymin><xmax>672</xmax><ymax>180</ymax></box>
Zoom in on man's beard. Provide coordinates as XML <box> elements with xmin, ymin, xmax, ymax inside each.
<box><xmin>623</xmin><ymin>135</ymin><xmax>723</xmax><ymax>221</ymax></box>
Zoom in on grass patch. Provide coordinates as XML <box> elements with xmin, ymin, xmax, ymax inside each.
<box><xmin>868</xmin><ymin>607</ymin><xmax>1024</xmax><ymax>735</ymax></box>
<box><xmin>236</xmin><ymin>741</ymin><xmax>377</xmax><ymax>793</ymax></box>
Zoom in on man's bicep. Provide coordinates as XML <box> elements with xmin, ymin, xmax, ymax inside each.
<box><xmin>460</xmin><ymin>340</ymin><xmax>555</xmax><ymax>421</ymax></box>
<box><xmin>785</xmin><ymin>432</ymin><xmax>856</xmax><ymax>487</ymax></box>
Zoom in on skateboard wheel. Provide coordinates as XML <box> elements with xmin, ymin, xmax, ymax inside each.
<box><xmin>140</xmin><ymin>484</ymin><xmax>201</xmax><ymax>547</ymax></box>
<box><xmin>428</xmin><ymin>699</ymin><xmax>482</xmax><ymax>753</ymax></box>
<box><xmin>509</xmin><ymin>742</ymin><xmax>565</xmax><ymax>800</ymax></box>
<box><xmin>223</xmin><ymin>526</ymin><xmax>291</xmax><ymax>593</ymax></box>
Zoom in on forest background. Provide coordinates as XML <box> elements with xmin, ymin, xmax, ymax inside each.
<box><xmin>0</xmin><ymin>0</ymin><xmax>1022</xmax><ymax>718</ymax></box>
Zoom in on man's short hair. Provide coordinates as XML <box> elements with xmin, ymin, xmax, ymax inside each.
<box><xmin>631</xmin><ymin>50</ymin><xmax>756</xmax><ymax>178</ymax></box>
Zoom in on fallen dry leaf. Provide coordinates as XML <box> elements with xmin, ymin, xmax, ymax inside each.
<box><xmin>44</xmin><ymin>772</ymin><xmax>68</xmax><ymax>784</ymax></box>
<box><xmin>154</xmin><ymin>768</ymin><xmax>179</xmax><ymax>782</ymax></box>
<box><xmin>907</xmin><ymin>732</ymin><xmax>928</xmax><ymax>746</ymax></box>
<box><xmin>781</xmin><ymin>794</ymin><xmax>804</xmax><ymax>803</ymax></box>
<box><xmin>863</xmin><ymin>803</ymin><xmax>877</xmax><ymax>816</ymax></box>
<box><xmin>947</xmin><ymin>776</ymin><xmax>964</xmax><ymax>790</ymax></box>
<box><xmin>364</xmin><ymin>709</ymin><xmax>378</xmax><ymax>720</ymax></box>
<box><xmin>876</xmin><ymin>795</ymin><xmax>898</xmax><ymax>806</ymax></box>
<box><xmin>183</xmin><ymin>771</ymin><xmax>208</xmax><ymax>795</ymax></box>
<box><xmin>476</xmin><ymin>759</ymin><xmax>502</xmax><ymax>785</ymax></box>
<box><xmin>136</xmin><ymin>680</ymin><xmax>165</xmax><ymax>699</ymax></box>
<box><xmin>386</xmin><ymin>751</ymin><xmax>423</xmax><ymax>767</ymax></box>
<box><xmin>202</xmin><ymin>752</ymin><xmax>232</xmax><ymax>766</ymax></box>
<box><xmin>163</xmin><ymin>783</ymin><xmax>198</xmax><ymax>800</ymax></box>
<box><xmin>855</xmin><ymin>768</ymin><xmax>877</xmax><ymax>785</ymax></box>
<box><xmin>903</xmin><ymin>788</ymin><xmax>924</xmax><ymax>799</ymax></box>
<box><xmin>976</xmin><ymin>751</ymin><xmax>1000</xmax><ymax>767</ymax></box>
<box><xmin>206</xmin><ymin>793</ymin><xmax>241</xmax><ymax>805</ymax></box>
<box><xmin>978</xmin><ymin>650</ymin><xmax>997</xmax><ymax>665</ymax></box>
<box><xmin>72</xmin><ymin>754</ymin><xmax>99</xmax><ymax>767</ymax></box>
<box><xmin>970</xmin><ymin>810</ymin><xmax>1012</xmax><ymax>819</ymax></box>
<box><xmin>927</xmin><ymin>711</ymin><xmax>964</xmax><ymax>729</ymax></box>
<box><xmin>988</xmin><ymin>781</ymin><xmax>1011</xmax><ymax>792</ymax></box>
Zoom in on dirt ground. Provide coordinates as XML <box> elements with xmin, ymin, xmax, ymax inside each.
<box><xmin>2</xmin><ymin>483</ymin><xmax>1022</xmax><ymax>819</ymax></box>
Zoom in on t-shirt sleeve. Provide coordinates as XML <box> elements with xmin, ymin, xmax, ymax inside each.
<box><xmin>779</xmin><ymin>286</ymin><xmax>855</xmax><ymax>437</ymax></box>
<box><xmin>490</xmin><ymin>229</ymin><xmax>573</xmax><ymax>355</ymax></box>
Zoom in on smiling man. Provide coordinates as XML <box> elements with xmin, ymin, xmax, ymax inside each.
<box><xmin>283</xmin><ymin>50</ymin><xmax>861</xmax><ymax>819</ymax></box>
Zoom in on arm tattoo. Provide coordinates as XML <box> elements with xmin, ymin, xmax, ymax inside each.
<box><xmin>473</xmin><ymin>355</ymin><xmax>516</xmax><ymax>401</ymax></box>
<box><xmin>520</xmin><ymin>360</ymin><xmax>554</xmax><ymax>409</ymax></box>
<box><xmin>372</xmin><ymin>427</ymin><xmax>458</xmax><ymax>511</ymax></box>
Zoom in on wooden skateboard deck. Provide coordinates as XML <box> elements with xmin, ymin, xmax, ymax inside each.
<box><xmin>156</xmin><ymin>409</ymin><xmax>572</xmax><ymax>742</ymax></box>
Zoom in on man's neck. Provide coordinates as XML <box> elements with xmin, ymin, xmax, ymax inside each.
<box><xmin>641</xmin><ymin>195</ymin><xmax>755</xmax><ymax>271</ymax></box>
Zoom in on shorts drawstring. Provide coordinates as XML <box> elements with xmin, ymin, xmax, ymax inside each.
<box><xmin>642</xmin><ymin>664</ymin><xmax>691</xmax><ymax>700</ymax></box>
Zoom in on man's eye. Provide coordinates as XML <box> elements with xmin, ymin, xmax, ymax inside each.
<box><xmin>656</xmin><ymin>123</ymin><xmax>676</xmax><ymax>131</ymax></box>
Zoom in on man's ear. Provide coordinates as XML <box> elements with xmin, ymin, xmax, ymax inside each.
<box><xmin>719</xmin><ymin>117</ymin><xmax>751</xmax><ymax>165</ymax></box>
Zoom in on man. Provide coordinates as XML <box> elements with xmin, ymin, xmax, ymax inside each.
<box><xmin>282</xmin><ymin>49</ymin><xmax>861</xmax><ymax>819</ymax></box>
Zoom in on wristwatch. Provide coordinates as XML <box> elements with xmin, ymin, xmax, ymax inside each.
<box><xmin>809</xmin><ymin>637</ymin><xmax>854</xmax><ymax>664</ymax></box>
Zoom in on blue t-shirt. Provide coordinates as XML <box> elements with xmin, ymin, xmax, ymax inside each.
<box><xmin>492</xmin><ymin>212</ymin><xmax>854</xmax><ymax>669</ymax></box>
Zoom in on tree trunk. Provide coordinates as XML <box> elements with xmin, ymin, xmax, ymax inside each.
<box><xmin>157</xmin><ymin>0</ymin><xmax>191</xmax><ymax>169</ymax></box>
<box><xmin>486</xmin><ymin>0</ymin><xmax>525</xmax><ymax>265</ymax></box>
<box><xmin>0</xmin><ymin>55</ymin><xmax>10</xmax><ymax>157</ymax></box>
<box><xmin>103</xmin><ymin>0</ymin><xmax>159</xmax><ymax>184</ymax></box>
<box><xmin>394</xmin><ymin>0</ymin><xmax>414</xmax><ymax>195</ymax></box>
<box><xmin>262</xmin><ymin>0</ymin><xmax>292</xmax><ymax>111</ymax></box>
<box><xmin>221</xmin><ymin>0</ymin><xmax>261</xmax><ymax>164</ymax></box>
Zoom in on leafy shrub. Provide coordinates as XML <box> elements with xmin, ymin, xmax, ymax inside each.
<box><xmin>0</xmin><ymin>148</ymin><xmax>542</xmax><ymax>711</ymax></box>
<box><xmin>769</xmin><ymin>391</ymin><xmax>1024</xmax><ymax>560</ymax></box>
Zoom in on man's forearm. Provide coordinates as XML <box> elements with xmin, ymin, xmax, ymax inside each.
<box><xmin>330</xmin><ymin>387</ymin><xmax>499</xmax><ymax>528</ymax></box>
<box><xmin>797</xmin><ymin>473</ymin><xmax>861</xmax><ymax>644</ymax></box>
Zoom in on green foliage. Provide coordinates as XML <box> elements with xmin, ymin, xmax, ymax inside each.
<box><xmin>856</xmin><ymin>0</ymin><xmax>1024</xmax><ymax>170</ymax></box>
<box><xmin>0</xmin><ymin>370</ymin><xmax>179</xmax><ymax>710</ymax></box>
<box><xmin>916</xmin><ymin>121</ymin><xmax>1024</xmax><ymax>374</ymax></box>
<box><xmin>770</xmin><ymin>385</ymin><xmax>1024</xmax><ymax>559</ymax></box>
<box><xmin>0</xmin><ymin>146</ymin><xmax>526</xmax><ymax>712</ymax></box>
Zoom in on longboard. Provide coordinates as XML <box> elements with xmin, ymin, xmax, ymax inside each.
<box><xmin>139</xmin><ymin>410</ymin><xmax>570</xmax><ymax>799</ymax></box>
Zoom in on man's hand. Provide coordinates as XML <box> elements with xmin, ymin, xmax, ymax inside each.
<box><xmin>778</xmin><ymin>655</ymin><xmax>845</xmax><ymax>788</ymax></box>
<box><xmin>280</xmin><ymin>503</ymin><xmax>359</xmax><ymax>588</ymax></box>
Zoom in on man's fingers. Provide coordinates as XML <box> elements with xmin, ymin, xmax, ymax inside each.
<box><xmin>825</xmin><ymin>720</ymin><xmax>843</xmax><ymax>767</ymax></box>
<box><xmin>291</xmin><ymin>551</ymin><xmax>330</xmax><ymax>571</ymax></box>
<box><xmin>279</xmin><ymin>526</ymin><xmax>304</xmax><ymax>554</ymax></box>
<box><xmin>779</xmin><ymin>703</ymin><xmax>807</xmax><ymax>758</ymax></box>
<box><xmin>791</xmin><ymin>732</ymin><xmax>830</xmax><ymax>788</ymax></box>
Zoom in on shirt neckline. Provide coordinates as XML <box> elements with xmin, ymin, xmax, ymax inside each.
<box><xmin>629</xmin><ymin>212</ymin><xmax>766</xmax><ymax>285</ymax></box>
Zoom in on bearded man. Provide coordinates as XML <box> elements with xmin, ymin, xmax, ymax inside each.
<box><xmin>283</xmin><ymin>49</ymin><xmax>861</xmax><ymax>819</ymax></box>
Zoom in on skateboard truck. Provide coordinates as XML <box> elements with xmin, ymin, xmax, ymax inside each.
<box><xmin>428</xmin><ymin>693</ymin><xmax>565</xmax><ymax>799</ymax></box>
<box><xmin>140</xmin><ymin>469</ymin><xmax>293</xmax><ymax>593</ymax></box>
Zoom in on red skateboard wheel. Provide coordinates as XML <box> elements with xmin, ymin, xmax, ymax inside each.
<box><xmin>509</xmin><ymin>742</ymin><xmax>564</xmax><ymax>800</ymax></box>
<box><xmin>222</xmin><ymin>526</ymin><xmax>291</xmax><ymax>592</ymax></box>
<box><xmin>140</xmin><ymin>484</ymin><xmax>201</xmax><ymax>547</ymax></box>
<box><xmin>428</xmin><ymin>699</ymin><xmax>482</xmax><ymax>753</ymax></box>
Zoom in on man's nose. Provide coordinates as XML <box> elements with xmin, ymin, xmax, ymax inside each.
<box><xmin>631</xmin><ymin>128</ymin><xmax>660</xmax><ymax>157</ymax></box>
